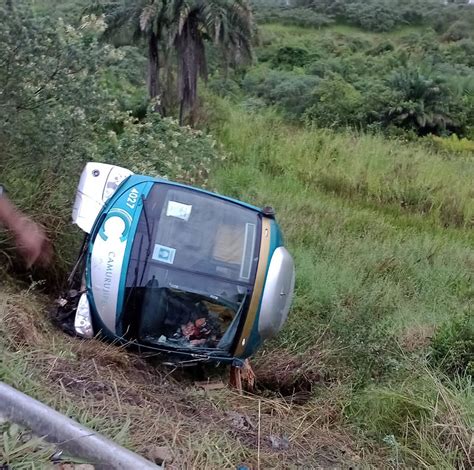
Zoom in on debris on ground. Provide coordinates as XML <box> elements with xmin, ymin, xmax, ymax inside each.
<box><xmin>229</xmin><ymin>359</ymin><xmax>256</xmax><ymax>393</ymax></box>
<box><xmin>0</xmin><ymin>289</ymin><xmax>379</xmax><ymax>468</ymax></box>
<box><xmin>269</xmin><ymin>435</ymin><xmax>290</xmax><ymax>451</ymax></box>
<box><xmin>225</xmin><ymin>411</ymin><xmax>256</xmax><ymax>432</ymax></box>
<box><xmin>147</xmin><ymin>445</ymin><xmax>173</xmax><ymax>465</ymax></box>
<box><xmin>194</xmin><ymin>380</ymin><xmax>226</xmax><ymax>391</ymax></box>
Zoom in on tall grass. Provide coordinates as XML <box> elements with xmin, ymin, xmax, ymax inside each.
<box><xmin>214</xmin><ymin>108</ymin><xmax>474</xmax><ymax>229</ymax></box>
<box><xmin>207</xmin><ymin>99</ymin><xmax>473</xmax><ymax>466</ymax></box>
<box><xmin>348</xmin><ymin>370</ymin><xmax>473</xmax><ymax>468</ymax></box>
<box><xmin>210</xmin><ymin>103</ymin><xmax>473</xmax><ymax>346</ymax></box>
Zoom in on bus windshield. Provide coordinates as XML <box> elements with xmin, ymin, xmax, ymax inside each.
<box><xmin>121</xmin><ymin>183</ymin><xmax>261</xmax><ymax>351</ymax></box>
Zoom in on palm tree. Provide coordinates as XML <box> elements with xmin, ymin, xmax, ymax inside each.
<box><xmin>94</xmin><ymin>0</ymin><xmax>167</xmax><ymax>112</ymax></box>
<box><xmin>385</xmin><ymin>67</ymin><xmax>459</xmax><ymax>135</ymax></box>
<box><xmin>166</xmin><ymin>0</ymin><xmax>253</xmax><ymax>123</ymax></box>
<box><xmin>97</xmin><ymin>0</ymin><xmax>253</xmax><ymax>122</ymax></box>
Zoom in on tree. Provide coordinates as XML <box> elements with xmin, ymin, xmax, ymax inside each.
<box><xmin>96</xmin><ymin>0</ymin><xmax>167</xmax><ymax>112</ymax></box>
<box><xmin>98</xmin><ymin>0</ymin><xmax>254</xmax><ymax>122</ymax></box>
<box><xmin>167</xmin><ymin>0</ymin><xmax>253</xmax><ymax>123</ymax></box>
<box><xmin>384</xmin><ymin>67</ymin><xmax>461</xmax><ymax>135</ymax></box>
<box><xmin>1</xmin><ymin>1</ymin><xmax>223</xmax><ymax>280</ymax></box>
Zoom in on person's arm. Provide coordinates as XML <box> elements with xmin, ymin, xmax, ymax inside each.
<box><xmin>0</xmin><ymin>190</ymin><xmax>52</xmax><ymax>267</ymax></box>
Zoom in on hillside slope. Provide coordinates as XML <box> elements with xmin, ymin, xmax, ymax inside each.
<box><xmin>1</xmin><ymin>286</ymin><xmax>377</xmax><ymax>468</ymax></box>
<box><xmin>2</xmin><ymin>9</ymin><xmax>473</xmax><ymax>470</ymax></box>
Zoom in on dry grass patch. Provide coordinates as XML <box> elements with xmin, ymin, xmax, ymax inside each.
<box><xmin>0</xmin><ymin>287</ymin><xmax>378</xmax><ymax>469</ymax></box>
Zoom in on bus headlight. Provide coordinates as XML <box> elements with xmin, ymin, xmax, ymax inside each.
<box><xmin>74</xmin><ymin>293</ymin><xmax>94</xmax><ymax>339</ymax></box>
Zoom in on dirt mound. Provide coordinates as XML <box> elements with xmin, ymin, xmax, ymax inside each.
<box><xmin>253</xmin><ymin>349</ymin><xmax>327</xmax><ymax>403</ymax></box>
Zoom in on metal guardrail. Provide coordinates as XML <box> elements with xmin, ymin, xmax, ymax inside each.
<box><xmin>0</xmin><ymin>381</ymin><xmax>161</xmax><ymax>469</ymax></box>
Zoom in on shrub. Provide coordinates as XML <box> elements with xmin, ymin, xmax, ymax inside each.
<box><xmin>253</xmin><ymin>5</ymin><xmax>334</xmax><ymax>29</ymax></box>
<box><xmin>430</xmin><ymin>312</ymin><xmax>474</xmax><ymax>377</ymax></box>
<box><xmin>345</xmin><ymin>1</ymin><xmax>403</xmax><ymax>32</ymax></box>
<box><xmin>271</xmin><ymin>46</ymin><xmax>310</xmax><ymax>69</ymax></box>
<box><xmin>442</xmin><ymin>20</ymin><xmax>473</xmax><ymax>42</ymax></box>
<box><xmin>99</xmin><ymin>111</ymin><xmax>221</xmax><ymax>186</ymax></box>
<box><xmin>444</xmin><ymin>38</ymin><xmax>474</xmax><ymax>67</ymax></box>
<box><xmin>207</xmin><ymin>77</ymin><xmax>242</xmax><ymax>99</ymax></box>
<box><xmin>242</xmin><ymin>68</ymin><xmax>320</xmax><ymax>118</ymax></box>
<box><xmin>429</xmin><ymin>134</ymin><xmax>474</xmax><ymax>153</ymax></box>
<box><xmin>382</xmin><ymin>66</ymin><xmax>467</xmax><ymax>135</ymax></box>
<box><xmin>303</xmin><ymin>74</ymin><xmax>365</xmax><ymax>128</ymax></box>
<box><xmin>368</xmin><ymin>40</ymin><xmax>395</xmax><ymax>56</ymax></box>
<box><xmin>0</xmin><ymin>2</ymin><xmax>223</xmax><ymax>286</ymax></box>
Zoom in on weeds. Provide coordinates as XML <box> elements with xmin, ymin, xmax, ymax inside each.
<box><xmin>430</xmin><ymin>312</ymin><xmax>474</xmax><ymax>377</ymax></box>
<box><xmin>0</xmin><ymin>422</ymin><xmax>55</xmax><ymax>470</ymax></box>
<box><xmin>348</xmin><ymin>369</ymin><xmax>473</xmax><ymax>468</ymax></box>
<box><xmin>0</xmin><ymin>287</ymin><xmax>372</xmax><ymax>468</ymax></box>
<box><xmin>206</xmin><ymin>97</ymin><xmax>473</xmax><ymax>467</ymax></box>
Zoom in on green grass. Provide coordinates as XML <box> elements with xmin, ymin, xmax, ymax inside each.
<box><xmin>348</xmin><ymin>371</ymin><xmax>473</xmax><ymax>468</ymax></box>
<box><xmin>214</xmin><ymin>110</ymin><xmax>474</xmax><ymax>229</ymax></box>
<box><xmin>206</xmin><ymin>99</ymin><xmax>473</xmax><ymax>466</ymax></box>
<box><xmin>259</xmin><ymin>22</ymin><xmax>430</xmax><ymax>51</ymax></box>
<box><xmin>210</xmin><ymin>104</ymin><xmax>473</xmax><ymax>340</ymax></box>
<box><xmin>0</xmin><ymin>421</ymin><xmax>56</xmax><ymax>470</ymax></box>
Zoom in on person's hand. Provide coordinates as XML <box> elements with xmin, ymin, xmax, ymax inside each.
<box><xmin>0</xmin><ymin>196</ymin><xmax>52</xmax><ymax>268</ymax></box>
<box><xmin>13</xmin><ymin>218</ymin><xmax>52</xmax><ymax>268</ymax></box>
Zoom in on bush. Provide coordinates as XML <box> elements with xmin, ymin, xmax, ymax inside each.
<box><xmin>99</xmin><ymin>112</ymin><xmax>221</xmax><ymax>186</ymax></box>
<box><xmin>303</xmin><ymin>74</ymin><xmax>365</xmax><ymax>128</ymax></box>
<box><xmin>253</xmin><ymin>5</ymin><xmax>334</xmax><ymax>29</ymax></box>
<box><xmin>345</xmin><ymin>1</ymin><xmax>403</xmax><ymax>32</ymax></box>
<box><xmin>242</xmin><ymin>67</ymin><xmax>320</xmax><ymax>118</ymax></box>
<box><xmin>444</xmin><ymin>39</ymin><xmax>474</xmax><ymax>67</ymax></box>
<box><xmin>207</xmin><ymin>77</ymin><xmax>241</xmax><ymax>99</ymax></box>
<box><xmin>0</xmin><ymin>2</ymin><xmax>223</xmax><ymax>286</ymax></box>
<box><xmin>241</xmin><ymin>96</ymin><xmax>268</xmax><ymax>114</ymax></box>
<box><xmin>429</xmin><ymin>134</ymin><xmax>474</xmax><ymax>153</ymax></box>
<box><xmin>442</xmin><ymin>20</ymin><xmax>473</xmax><ymax>42</ymax></box>
<box><xmin>271</xmin><ymin>46</ymin><xmax>310</xmax><ymax>69</ymax></box>
<box><xmin>382</xmin><ymin>66</ymin><xmax>468</xmax><ymax>135</ymax></box>
<box><xmin>430</xmin><ymin>312</ymin><xmax>474</xmax><ymax>377</ymax></box>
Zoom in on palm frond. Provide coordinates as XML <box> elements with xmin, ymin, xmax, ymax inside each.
<box><xmin>140</xmin><ymin>3</ymin><xmax>157</xmax><ymax>32</ymax></box>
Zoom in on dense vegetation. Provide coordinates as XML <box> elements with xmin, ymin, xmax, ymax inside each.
<box><xmin>1</xmin><ymin>0</ymin><xmax>473</xmax><ymax>468</ymax></box>
<box><xmin>0</xmin><ymin>1</ymin><xmax>222</xmax><ymax>281</ymax></box>
<box><xmin>211</xmin><ymin>1</ymin><xmax>474</xmax><ymax>137</ymax></box>
<box><xmin>90</xmin><ymin>0</ymin><xmax>253</xmax><ymax>123</ymax></box>
<box><xmin>254</xmin><ymin>0</ymin><xmax>474</xmax><ymax>34</ymax></box>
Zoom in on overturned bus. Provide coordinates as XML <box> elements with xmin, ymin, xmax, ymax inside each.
<box><xmin>58</xmin><ymin>162</ymin><xmax>295</xmax><ymax>366</ymax></box>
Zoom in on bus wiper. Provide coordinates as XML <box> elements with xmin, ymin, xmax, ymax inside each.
<box><xmin>139</xmin><ymin>194</ymin><xmax>153</xmax><ymax>285</ymax></box>
<box><xmin>121</xmin><ymin>233</ymin><xmax>143</xmax><ymax>331</ymax></box>
<box><xmin>122</xmin><ymin>195</ymin><xmax>153</xmax><ymax>317</ymax></box>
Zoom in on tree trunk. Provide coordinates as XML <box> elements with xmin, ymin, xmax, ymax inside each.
<box><xmin>176</xmin><ymin>15</ymin><xmax>205</xmax><ymax>126</ymax></box>
<box><xmin>179</xmin><ymin>99</ymin><xmax>185</xmax><ymax>126</ymax></box>
<box><xmin>161</xmin><ymin>48</ymin><xmax>175</xmax><ymax>116</ymax></box>
<box><xmin>147</xmin><ymin>31</ymin><xmax>162</xmax><ymax>114</ymax></box>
